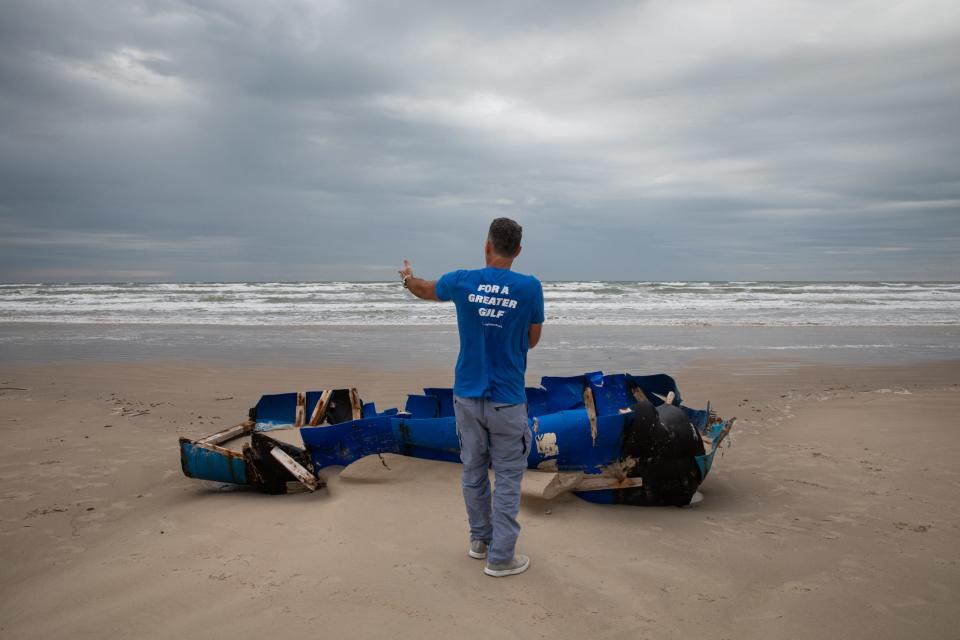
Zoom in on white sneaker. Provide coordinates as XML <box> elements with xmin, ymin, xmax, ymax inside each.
<box><xmin>484</xmin><ymin>554</ymin><xmax>530</xmax><ymax>577</ymax></box>
<box><xmin>468</xmin><ymin>539</ymin><xmax>488</xmax><ymax>559</ymax></box>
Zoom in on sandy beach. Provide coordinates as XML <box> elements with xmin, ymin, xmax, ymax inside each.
<box><xmin>0</xmin><ymin>353</ymin><xmax>957</xmax><ymax>639</ymax></box>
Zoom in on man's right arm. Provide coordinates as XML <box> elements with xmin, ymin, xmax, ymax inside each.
<box><xmin>406</xmin><ymin>276</ymin><xmax>440</xmax><ymax>301</ymax></box>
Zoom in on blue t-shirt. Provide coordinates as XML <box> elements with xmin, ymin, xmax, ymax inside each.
<box><xmin>435</xmin><ymin>267</ymin><xmax>544</xmax><ymax>403</ymax></box>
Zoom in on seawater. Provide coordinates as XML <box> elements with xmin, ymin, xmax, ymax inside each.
<box><xmin>1</xmin><ymin>281</ymin><xmax>958</xmax><ymax>326</ymax></box>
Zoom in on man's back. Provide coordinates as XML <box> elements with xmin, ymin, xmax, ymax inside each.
<box><xmin>399</xmin><ymin>217</ymin><xmax>540</xmax><ymax>577</ymax></box>
<box><xmin>436</xmin><ymin>266</ymin><xmax>544</xmax><ymax>404</ymax></box>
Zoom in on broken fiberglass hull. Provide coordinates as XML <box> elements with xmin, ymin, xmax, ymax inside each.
<box><xmin>179</xmin><ymin>371</ymin><xmax>734</xmax><ymax>506</ymax></box>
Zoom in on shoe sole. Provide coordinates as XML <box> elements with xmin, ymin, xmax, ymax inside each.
<box><xmin>468</xmin><ymin>549</ymin><xmax>487</xmax><ymax>559</ymax></box>
<box><xmin>483</xmin><ymin>558</ymin><xmax>530</xmax><ymax>577</ymax></box>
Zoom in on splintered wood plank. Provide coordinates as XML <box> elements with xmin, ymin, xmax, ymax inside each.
<box><xmin>576</xmin><ymin>476</ymin><xmax>644</xmax><ymax>492</ymax></box>
<box><xmin>583</xmin><ymin>386</ymin><xmax>598</xmax><ymax>446</ymax></box>
<box><xmin>542</xmin><ymin>472</ymin><xmax>585</xmax><ymax>500</ymax></box>
<box><xmin>194</xmin><ymin>441</ymin><xmax>245</xmax><ymax>460</ymax></box>
<box><xmin>294</xmin><ymin>392</ymin><xmax>306</xmax><ymax>428</ymax></box>
<box><xmin>308</xmin><ymin>389</ymin><xmax>332</xmax><ymax>426</ymax></box>
<box><xmin>350</xmin><ymin>388</ymin><xmax>363</xmax><ymax>420</ymax></box>
<box><xmin>197</xmin><ymin>420</ymin><xmax>254</xmax><ymax>445</ymax></box>
<box><xmin>269</xmin><ymin>447</ymin><xmax>318</xmax><ymax>491</ymax></box>
<box><xmin>285</xmin><ymin>481</ymin><xmax>312</xmax><ymax>494</ymax></box>
<box><xmin>541</xmin><ymin>472</ymin><xmax>643</xmax><ymax>499</ymax></box>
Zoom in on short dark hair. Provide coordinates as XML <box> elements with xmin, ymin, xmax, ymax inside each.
<box><xmin>488</xmin><ymin>217</ymin><xmax>522</xmax><ymax>257</ymax></box>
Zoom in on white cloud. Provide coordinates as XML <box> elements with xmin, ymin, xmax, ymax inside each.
<box><xmin>373</xmin><ymin>91</ymin><xmax>605</xmax><ymax>143</ymax></box>
<box><xmin>49</xmin><ymin>46</ymin><xmax>194</xmax><ymax>106</ymax></box>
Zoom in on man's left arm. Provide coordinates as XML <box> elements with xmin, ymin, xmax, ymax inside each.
<box><xmin>399</xmin><ymin>259</ymin><xmax>440</xmax><ymax>301</ymax></box>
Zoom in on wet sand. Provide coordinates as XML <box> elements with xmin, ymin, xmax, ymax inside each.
<box><xmin>0</xmin><ymin>357</ymin><xmax>957</xmax><ymax>639</ymax></box>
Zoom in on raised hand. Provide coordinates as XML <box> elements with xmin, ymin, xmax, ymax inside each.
<box><xmin>399</xmin><ymin>259</ymin><xmax>414</xmax><ymax>281</ymax></box>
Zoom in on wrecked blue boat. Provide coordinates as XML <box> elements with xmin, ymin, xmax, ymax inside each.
<box><xmin>179</xmin><ymin>371</ymin><xmax>734</xmax><ymax>506</ymax></box>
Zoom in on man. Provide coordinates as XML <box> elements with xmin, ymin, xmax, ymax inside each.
<box><xmin>399</xmin><ymin>217</ymin><xmax>544</xmax><ymax>578</ymax></box>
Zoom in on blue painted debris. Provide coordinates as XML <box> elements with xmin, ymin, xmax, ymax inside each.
<box><xmin>178</xmin><ymin>371</ymin><xmax>734</xmax><ymax>505</ymax></box>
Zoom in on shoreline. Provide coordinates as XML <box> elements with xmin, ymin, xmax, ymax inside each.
<box><xmin>2</xmin><ymin>323</ymin><xmax>959</xmax><ymax>372</ymax></box>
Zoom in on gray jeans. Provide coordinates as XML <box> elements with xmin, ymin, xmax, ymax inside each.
<box><xmin>453</xmin><ymin>395</ymin><xmax>531</xmax><ymax>565</ymax></box>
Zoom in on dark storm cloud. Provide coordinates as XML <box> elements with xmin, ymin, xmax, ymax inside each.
<box><xmin>0</xmin><ymin>0</ymin><xmax>958</xmax><ymax>281</ymax></box>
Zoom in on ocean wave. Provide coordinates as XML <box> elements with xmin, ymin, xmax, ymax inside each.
<box><xmin>1</xmin><ymin>281</ymin><xmax>958</xmax><ymax>327</ymax></box>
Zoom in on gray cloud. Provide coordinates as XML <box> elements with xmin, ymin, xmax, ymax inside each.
<box><xmin>1</xmin><ymin>0</ymin><xmax>958</xmax><ymax>282</ymax></box>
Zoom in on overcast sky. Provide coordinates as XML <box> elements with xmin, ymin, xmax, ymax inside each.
<box><xmin>1</xmin><ymin>0</ymin><xmax>958</xmax><ymax>282</ymax></box>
